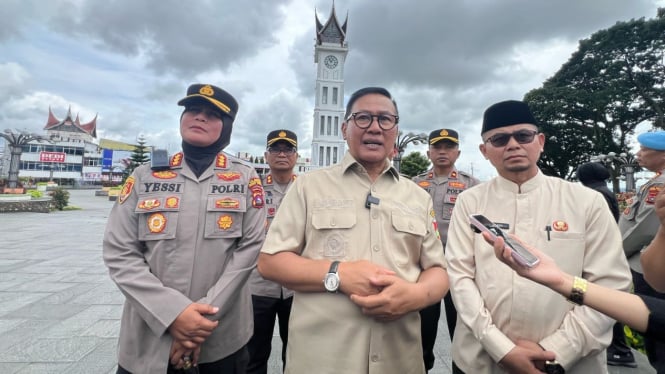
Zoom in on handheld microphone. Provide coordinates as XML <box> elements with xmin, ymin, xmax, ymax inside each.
<box><xmin>365</xmin><ymin>193</ymin><xmax>380</xmax><ymax>209</ymax></box>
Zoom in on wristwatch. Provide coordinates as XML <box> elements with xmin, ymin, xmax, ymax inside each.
<box><xmin>323</xmin><ymin>261</ymin><xmax>340</xmax><ymax>293</ymax></box>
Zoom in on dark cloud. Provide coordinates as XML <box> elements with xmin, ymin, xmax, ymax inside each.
<box><xmin>46</xmin><ymin>0</ymin><xmax>286</xmax><ymax>75</ymax></box>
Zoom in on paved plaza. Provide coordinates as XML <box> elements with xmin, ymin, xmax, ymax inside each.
<box><xmin>0</xmin><ymin>189</ymin><xmax>655</xmax><ymax>373</ymax></box>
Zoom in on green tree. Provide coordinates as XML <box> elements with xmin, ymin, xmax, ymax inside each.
<box><xmin>400</xmin><ymin>151</ymin><xmax>430</xmax><ymax>178</ymax></box>
<box><xmin>125</xmin><ymin>135</ymin><xmax>151</xmax><ymax>177</ymax></box>
<box><xmin>526</xmin><ymin>11</ymin><xmax>665</xmax><ymax>181</ymax></box>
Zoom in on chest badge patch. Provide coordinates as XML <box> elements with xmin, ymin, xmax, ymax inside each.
<box><xmin>170</xmin><ymin>152</ymin><xmax>183</xmax><ymax>167</ymax></box>
<box><xmin>218</xmin><ymin>214</ymin><xmax>233</xmax><ymax>230</ymax></box>
<box><xmin>448</xmin><ymin>181</ymin><xmax>466</xmax><ymax>189</ymax></box>
<box><xmin>216</xmin><ymin>197</ymin><xmax>240</xmax><ymax>209</ymax></box>
<box><xmin>165</xmin><ymin>197</ymin><xmax>179</xmax><ymax>209</ymax></box>
<box><xmin>147</xmin><ymin>213</ymin><xmax>167</xmax><ymax>233</ymax></box>
<box><xmin>152</xmin><ymin>171</ymin><xmax>177</xmax><ymax>179</ymax></box>
<box><xmin>217</xmin><ymin>172</ymin><xmax>241</xmax><ymax>181</ymax></box>
<box><xmin>139</xmin><ymin>199</ymin><xmax>161</xmax><ymax>210</ymax></box>
<box><xmin>417</xmin><ymin>181</ymin><xmax>431</xmax><ymax>188</ymax></box>
<box><xmin>552</xmin><ymin>220</ymin><xmax>568</xmax><ymax>232</ymax></box>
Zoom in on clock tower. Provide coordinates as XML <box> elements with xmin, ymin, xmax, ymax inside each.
<box><xmin>311</xmin><ymin>4</ymin><xmax>348</xmax><ymax>168</ymax></box>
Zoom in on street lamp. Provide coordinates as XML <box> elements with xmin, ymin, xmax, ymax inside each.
<box><xmin>591</xmin><ymin>152</ymin><xmax>638</xmax><ymax>192</ymax></box>
<box><xmin>394</xmin><ymin>131</ymin><xmax>428</xmax><ymax>173</ymax></box>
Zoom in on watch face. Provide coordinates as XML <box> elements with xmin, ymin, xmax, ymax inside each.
<box><xmin>324</xmin><ymin>55</ymin><xmax>338</xmax><ymax>69</ymax></box>
<box><xmin>324</xmin><ymin>273</ymin><xmax>339</xmax><ymax>291</ymax></box>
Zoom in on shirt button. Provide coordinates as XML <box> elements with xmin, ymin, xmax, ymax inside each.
<box><xmin>372</xmin><ymin>245</ymin><xmax>379</xmax><ymax>252</ymax></box>
<box><xmin>372</xmin><ymin>213</ymin><xmax>378</xmax><ymax>219</ymax></box>
<box><xmin>371</xmin><ymin>355</ymin><xmax>379</xmax><ymax>362</ymax></box>
<box><xmin>408</xmin><ymin>223</ymin><xmax>414</xmax><ymax>230</ymax></box>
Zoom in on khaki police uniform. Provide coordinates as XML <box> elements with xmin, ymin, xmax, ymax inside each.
<box><xmin>412</xmin><ymin>168</ymin><xmax>480</xmax><ymax>246</ymax></box>
<box><xmin>249</xmin><ymin>173</ymin><xmax>297</xmax><ymax>297</ymax></box>
<box><xmin>103</xmin><ymin>151</ymin><xmax>266</xmax><ymax>374</ymax></box>
<box><xmin>446</xmin><ymin>172</ymin><xmax>631</xmax><ymax>373</ymax></box>
<box><xmin>261</xmin><ymin>152</ymin><xmax>446</xmax><ymax>374</ymax></box>
<box><xmin>619</xmin><ymin>170</ymin><xmax>665</xmax><ymax>271</ymax></box>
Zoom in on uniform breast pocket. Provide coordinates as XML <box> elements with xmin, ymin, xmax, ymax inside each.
<box><xmin>389</xmin><ymin>211</ymin><xmax>427</xmax><ymax>266</ymax></box>
<box><xmin>547</xmin><ymin>231</ymin><xmax>585</xmax><ymax>275</ymax></box>
<box><xmin>136</xmin><ymin>196</ymin><xmax>180</xmax><ymax>241</ymax></box>
<box><xmin>311</xmin><ymin>211</ymin><xmax>356</xmax><ymax>259</ymax></box>
<box><xmin>205</xmin><ymin>195</ymin><xmax>246</xmax><ymax>239</ymax></box>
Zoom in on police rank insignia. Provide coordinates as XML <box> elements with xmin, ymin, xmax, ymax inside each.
<box><xmin>215</xmin><ymin>154</ymin><xmax>228</xmax><ymax>168</ymax></box>
<box><xmin>217</xmin><ymin>214</ymin><xmax>233</xmax><ymax>230</ymax></box>
<box><xmin>217</xmin><ymin>171</ymin><xmax>241</xmax><ymax>181</ymax></box>
<box><xmin>118</xmin><ymin>176</ymin><xmax>135</xmax><ymax>205</ymax></box>
<box><xmin>147</xmin><ymin>213</ymin><xmax>167</xmax><ymax>233</ymax></box>
<box><xmin>170</xmin><ymin>152</ymin><xmax>184</xmax><ymax>167</ymax></box>
<box><xmin>152</xmin><ymin>171</ymin><xmax>177</xmax><ymax>179</ymax></box>
<box><xmin>552</xmin><ymin>220</ymin><xmax>569</xmax><ymax>232</ymax></box>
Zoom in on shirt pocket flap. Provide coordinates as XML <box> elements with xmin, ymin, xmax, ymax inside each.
<box><xmin>391</xmin><ymin>211</ymin><xmax>427</xmax><ymax>236</ymax></box>
<box><xmin>312</xmin><ymin>212</ymin><xmax>356</xmax><ymax>230</ymax></box>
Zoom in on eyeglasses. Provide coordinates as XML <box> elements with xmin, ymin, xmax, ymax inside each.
<box><xmin>267</xmin><ymin>147</ymin><xmax>297</xmax><ymax>155</ymax></box>
<box><xmin>484</xmin><ymin>130</ymin><xmax>538</xmax><ymax>147</ymax></box>
<box><xmin>347</xmin><ymin>112</ymin><xmax>399</xmax><ymax>131</ymax></box>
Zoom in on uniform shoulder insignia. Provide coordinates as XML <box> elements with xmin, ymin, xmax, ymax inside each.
<box><xmin>118</xmin><ymin>176</ymin><xmax>135</xmax><ymax>205</ymax></box>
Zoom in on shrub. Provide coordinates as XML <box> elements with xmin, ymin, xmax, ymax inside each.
<box><xmin>26</xmin><ymin>189</ymin><xmax>43</xmax><ymax>198</ymax></box>
<box><xmin>49</xmin><ymin>188</ymin><xmax>70</xmax><ymax>210</ymax></box>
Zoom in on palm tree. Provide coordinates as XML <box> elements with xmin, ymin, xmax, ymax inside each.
<box><xmin>1</xmin><ymin>129</ymin><xmax>49</xmax><ymax>191</ymax></box>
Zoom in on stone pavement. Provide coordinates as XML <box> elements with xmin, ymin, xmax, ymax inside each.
<box><xmin>0</xmin><ymin>189</ymin><xmax>655</xmax><ymax>373</ymax></box>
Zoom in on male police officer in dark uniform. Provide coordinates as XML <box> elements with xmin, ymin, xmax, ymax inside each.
<box><xmin>104</xmin><ymin>83</ymin><xmax>266</xmax><ymax>374</ymax></box>
<box><xmin>412</xmin><ymin>129</ymin><xmax>480</xmax><ymax>371</ymax></box>
<box><xmin>247</xmin><ymin>129</ymin><xmax>298</xmax><ymax>374</ymax></box>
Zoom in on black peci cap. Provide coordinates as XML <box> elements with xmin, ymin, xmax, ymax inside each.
<box><xmin>481</xmin><ymin>100</ymin><xmax>537</xmax><ymax>134</ymax></box>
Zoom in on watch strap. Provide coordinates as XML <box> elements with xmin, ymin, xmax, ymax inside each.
<box><xmin>328</xmin><ymin>260</ymin><xmax>340</xmax><ymax>274</ymax></box>
<box><xmin>567</xmin><ymin>276</ymin><xmax>587</xmax><ymax>305</ymax></box>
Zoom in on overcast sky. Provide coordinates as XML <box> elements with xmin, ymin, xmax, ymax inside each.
<box><xmin>1</xmin><ymin>0</ymin><xmax>663</xmax><ymax>181</ymax></box>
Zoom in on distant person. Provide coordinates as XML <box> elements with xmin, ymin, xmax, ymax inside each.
<box><xmin>576</xmin><ymin>161</ymin><xmax>620</xmax><ymax>222</ymax></box>
<box><xmin>257</xmin><ymin>87</ymin><xmax>449</xmax><ymax>373</ymax></box>
<box><xmin>412</xmin><ymin>128</ymin><xmax>479</xmax><ymax>371</ymax></box>
<box><xmin>247</xmin><ymin>129</ymin><xmax>299</xmax><ymax>374</ymax></box>
<box><xmin>617</xmin><ymin>131</ymin><xmax>665</xmax><ymax>372</ymax></box>
<box><xmin>445</xmin><ymin>99</ymin><xmax>632</xmax><ymax>373</ymax></box>
<box><xmin>103</xmin><ymin>83</ymin><xmax>266</xmax><ymax>373</ymax></box>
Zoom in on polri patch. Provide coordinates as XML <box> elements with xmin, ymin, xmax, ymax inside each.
<box><xmin>139</xmin><ymin>199</ymin><xmax>161</xmax><ymax>210</ymax></box>
<box><xmin>646</xmin><ymin>186</ymin><xmax>663</xmax><ymax>204</ymax></box>
<box><xmin>552</xmin><ymin>220</ymin><xmax>568</xmax><ymax>232</ymax></box>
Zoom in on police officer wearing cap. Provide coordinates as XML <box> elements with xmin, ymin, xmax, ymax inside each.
<box><xmin>412</xmin><ymin>129</ymin><xmax>479</xmax><ymax>371</ymax></box>
<box><xmin>104</xmin><ymin>83</ymin><xmax>266</xmax><ymax>373</ymax></box>
<box><xmin>247</xmin><ymin>129</ymin><xmax>298</xmax><ymax>374</ymax></box>
<box><xmin>445</xmin><ymin>100</ymin><xmax>631</xmax><ymax>374</ymax></box>
<box><xmin>616</xmin><ymin>130</ymin><xmax>665</xmax><ymax>372</ymax></box>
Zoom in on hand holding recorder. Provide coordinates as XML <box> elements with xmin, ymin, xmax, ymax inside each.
<box><xmin>468</xmin><ymin>214</ymin><xmax>540</xmax><ymax>268</ymax></box>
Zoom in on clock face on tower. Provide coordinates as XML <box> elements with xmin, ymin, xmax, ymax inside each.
<box><xmin>324</xmin><ymin>55</ymin><xmax>338</xmax><ymax>69</ymax></box>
